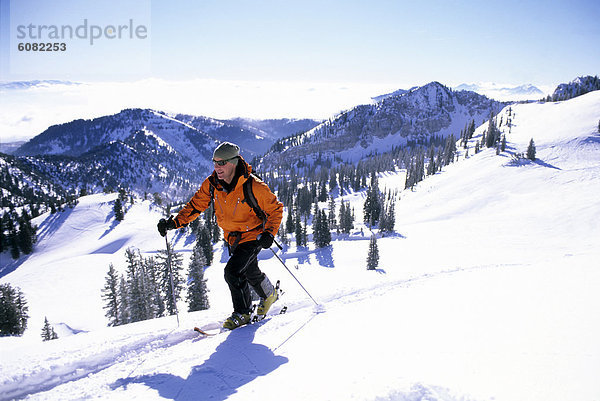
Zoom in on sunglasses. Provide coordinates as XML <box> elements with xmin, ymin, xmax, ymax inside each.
<box><xmin>212</xmin><ymin>157</ymin><xmax>236</xmax><ymax>166</ymax></box>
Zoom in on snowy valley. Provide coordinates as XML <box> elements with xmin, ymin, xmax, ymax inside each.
<box><xmin>0</xmin><ymin>88</ymin><xmax>599</xmax><ymax>401</ymax></box>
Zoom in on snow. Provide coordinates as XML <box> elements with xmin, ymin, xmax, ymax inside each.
<box><xmin>1</xmin><ymin>92</ymin><xmax>600</xmax><ymax>400</ymax></box>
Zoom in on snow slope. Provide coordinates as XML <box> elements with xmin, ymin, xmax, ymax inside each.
<box><xmin>1</xmin><ymin>92</ymin><xmax>600</xmax><ymax>400</ymax></box>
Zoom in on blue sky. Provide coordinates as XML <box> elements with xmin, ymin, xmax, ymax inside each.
<box><xmin>1</xmin><ymin>0</ymin><xmax>599</xmax><ymax>86</ymax></box>
<box><xmin>0</xmin><ymin>0</ymin><xmax>599</xmax><ymax>141</ymax></box>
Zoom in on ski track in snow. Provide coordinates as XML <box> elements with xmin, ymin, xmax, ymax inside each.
<box><xmin>1</xmin><ymin>261</ymin><xmax>520</xmax><ymax>401</ymax></box>
<box><xmin>1</xmin><ymin>328</ymin><xmax>194</xmax><ymax>400</ymax></box>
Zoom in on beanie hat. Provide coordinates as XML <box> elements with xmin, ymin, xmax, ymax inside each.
<box><xmin>213</xmin><ymin>142</ymin><xmax>240</xmax><ymax>165</ymax></box>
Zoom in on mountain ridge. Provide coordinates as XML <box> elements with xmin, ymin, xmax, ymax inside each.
<box><xmin>259</xmin><ymin>81</ymin><xmax>506</xmax><ymax>168</ymax></box>
<box><xmin>6</xmin><ymin>110</ymin><xmax>320</xmax><ymax>202</ymax></box>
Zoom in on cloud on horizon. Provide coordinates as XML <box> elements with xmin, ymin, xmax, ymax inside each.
<box><xmin>0</xmin><ymin>79</ymin><xmax>396</xmax><ymax>142</ymax></box>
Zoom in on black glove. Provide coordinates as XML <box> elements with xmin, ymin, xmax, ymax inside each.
<box><xmin>157</xmin><ymin>215</ymin><xmax>177</xmax><ymax>237</ymax></box>
<box><xmin>257</xmin><ymin>231</ymin><xmax>274</xmax><ymax>249</ymax></box>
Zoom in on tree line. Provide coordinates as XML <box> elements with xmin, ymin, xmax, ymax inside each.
<box><xmin>101</xmin><ymin>222</ymin><xmax>212</xmax><ymax>327</ymax></box>
<box><xmin>0</xmin><ymin>209</ymin><xmax>37</xmax><ymax>259</ymax></box>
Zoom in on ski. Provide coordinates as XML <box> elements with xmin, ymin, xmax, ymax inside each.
<box><xmin>193</xmin><ymin>326</ymin><xmax>219</xmax><ymax>336</ymax></box>
<box><xmin>194</xmin><ymin>281</ymin><xmax>287</xmax><ymax>336</ymax></box>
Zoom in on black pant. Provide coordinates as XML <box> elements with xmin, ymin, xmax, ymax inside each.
<box><xmin>224</xmin><ymin>241</ymin><xmax>267</xmax><ymax>314</ymax></box>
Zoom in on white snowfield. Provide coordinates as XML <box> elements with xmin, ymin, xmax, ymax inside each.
<box><xmin>1</xmin><ymin>92</ymin><xmax>600</xmax><ymax>401</ymax></box>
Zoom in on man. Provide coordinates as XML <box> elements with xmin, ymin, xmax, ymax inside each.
<box><xmin>157</xmin><ymin>142</ymin><xmax>284</xmax><ymax>330</ymax></box>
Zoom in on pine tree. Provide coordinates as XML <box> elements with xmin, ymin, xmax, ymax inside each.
<box><xmin>0</xmin><ymin>212</ymin><xmax>11</xmax><ymax>253</ymax></box>
<box><xmin>41</xmin><ymin>317</ymin><xmax>52</xmax><ymax>341</ymax></box>
<box><xmin>295</xmin><ymin>212</ymin><xmax>307</xmax><ymax>247</ymax></box>
<box><xmin>285</xmin><ymin>207</ymin><xmax>295</xmax><ymax>235</ymax></box>
<box><xmin>118</xmin><ymin>277</ymin><xmax>130</xmax><ymax>324</ymax></box>
<box><xmin>426</xmin><ymin>146</ymin><xmax>436</xmax><ymax>176</ymax></box>
<box><xmin>366</xmin><ymin>235</ymin><xmax>379</xmax><ymax>271</ymax></box>
<box><xmin>501</xmin><ymin>134</ymin><xmax>507</xmax><ymax>152</ymax></box>
<box><xmin>118</xmin><ymin>188</ymin><xmax>127</xmax><ymax>202</ymax></box>
<box><xmin>125</xmin><ymin>248</ymin><xmax>148</xmax><ymax>322</ymax></box>
<box><xmin>312</xmin><ymin>204</ymin><xmax>321</xmax><ymax>243</ymax></box>
<box><xmin>363</xmin><ymin>174</ymin><xmax>382</xmax><ymax>227</ymax></box>
<box><xmin>143</xmin><ymin>256</ymin><xmax>165</xmax><ymax>318</ymax></box>
<box><xmin>301</xmin><ymin>217</ymin><xmax>308</xmax><ymax>247</ymax></box>
<box><xmin>338</xmin><ymin>199</ymin><xmax>355</xmax><ymax>234</ymax></box>
<box><xmin>195</xmin><ymin>222</ymin><xmax>213</xmax><ymax>266</ymax></box>
<box><xmin>157</xmin><ymin>242</ymin><xmax>184</xmax><ymax>316</ymax></box>
<box><xmin>486</xmin><ymin>114</ymin><xmax>500</xmax><ymax>148</ymax></box>
<box><xmin>443</xmin><ymin>134</ymin><xmax>457</xmax><ymax>166</ymax></box>
<box><xmin>203</xmin><ymin>204</ymin><xmax>220</xmax><ymax>242</ymax></box>
<box><xmin>468</xmin><ymin>119</ymin><xmax>476</xmax><ymax>139</ymax></box>
<box><xmin>15</xmin><ymin>288</ymin><xmax>29</xmax><ymax>335</ymax></box>
<box><xmin>0</xmin><ymin>285</ymin><xmax>19</xmax><ymax>336</ymax></box>
<box><xmin>318</xmin><ymin>180</ymin><xmax>328</xmax><ymax>202</ymax></box>
<box><xmin>0</xmin><ymin>283</ymin><xmax>28</xmax><ymax>336</ymax></box>
<box><xmin>138</xmin><ymin>255</ymin><xmax>157</xmax><ymax>321</ymax></box>
<box><xmin>187</xmin><ymin>245</ymin><xmax>210</xmax><ymax>312</ymax></box>
<box><xmin>114</xmin><ymin>198</ymin><xmax>124</xmax><ymax>221</ymax></box>
<box><xmin>527</xmin><ymin>138</ymin><xmax>536</xmax><ymax>160</ymax></box>
<box><xmin>416</xmin><ymin>152</ymin><xmax>425</xmax><ymax>181</ymax></box>
<box><xmin>296</xmin><ymin>186</ymin><xmax>312</xmax><ymax>217</ymax></box>
<box><xmin>278</xmin><ymin>223</ymin><xmax>290</xmax><ymax>246</ymax></box>
<box><xmin>314</xmin><ymin>209</ymin><xmax>331</xmax><ymax>248</ymax></box>
<box><xmin>41</xmin><ymin>317</ymin><xmax>58</xmax><ymax>341</ymax></box>
<box><xmin>380</xmin><ymin>195</ymin><xmax>396</xmax><ymax>233</ymax></box>
<box><xmin>9</xmin><ymin>228</ymin><xmax>20</xmax><ymax>259</ymax></box>
<box><xmin>329</xmin><ymin>170</ymin><xmax>338</xmax><ymax>192</ymax></box>
<box><xmin>321</xmin><ymin>210</ymin><xmax>331</xmax><ymax>246</ymax></box>
<box><xmin>0</xmin><ymin>225</ymin><xmax>5</xmax><ymax>253</ymax></box>
<box><xmin>17</xmin><ymin>216</ymin><xmax>35</xmax><ymax>255</ymax></box>
<box><xmin>404</xmin><ymin>163</ymin><xmax>415</xmax><ymax>189</ymax></box>
<box><xmin>101</xmin><ymin>263</ymin><xmax>121</xmax><ymax>326</ymax></box>
<box><xmin>327</xmin><ymin>195</ymin><xmax>337</xmax><ymax>230</ymax></box>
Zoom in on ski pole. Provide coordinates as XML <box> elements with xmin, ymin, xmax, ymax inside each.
<box><xmin>164</xmin><ymin>233</ymin><xmax>180</xmax><ymax>327</ymax></box>
<box><xmin>271</xmin><ymin>239</ymin><xmax>319</xmax><ymax>306</ymax></box>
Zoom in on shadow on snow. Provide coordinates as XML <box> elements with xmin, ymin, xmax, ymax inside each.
<box><xmin>0</xmin><ymin>207</ymin><xmax>75</xmax><ymax>278</ymax></box>
<box><xmin>111</xmin><ymin>324</ymin><xmax>288</xmax><ymax>401</ymax></box>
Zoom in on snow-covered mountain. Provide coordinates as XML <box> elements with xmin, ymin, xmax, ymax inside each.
<box><xmin>260</xmin><ymin>81</ymin><xmax>505</xmax><ymax>168</ymax></box>
<box><xmin>0</xmin><ymin>141</ymin><xmax>26</xmax><ymax>154</ymax></box>
<box><xmin>453</xmin><ymin>82</ymin><xmax>546</xmax><ymax>101</ymax></box>
<box><xmin>6</xmin><ymin>109</ymin><xmax>216</xmax><ymax>200</ymax></box>
<box><xmin>0</xmin><ymin>153</ymin><xmax>73</xmax><ymax>209</ymax></box>
<box><xmin>548</xmin><ymin>75</ymin><xmax>600</xmax><ymax>102</ymax></box>
<box><xmin>1</xmin><ymin>90</ymin><xmax>598</xmax><ymax>400</ymax></box>
<box><xmin>371</xmin><ymin>86</ymin><xmax>417</xmax><ymax>102</ymax></box>
<box><xmin>14</xmin><ymin>109</ymin><xmax>219</xmax><ymax>159</ymax></box>
<box><xmin>172</xmin><ymin>114</ymin><xmax>320</xmax><ymax>156</ymax></box>
<box><xmin>6</xmin><ymin>110</ymin><xmax>320</xmax><ymax>201</ymax></box>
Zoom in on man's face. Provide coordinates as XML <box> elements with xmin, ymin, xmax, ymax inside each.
<box><xmin>214</xmin><ymin>157</ymin><xmax>237</xmax><ymax>183</ymax></box>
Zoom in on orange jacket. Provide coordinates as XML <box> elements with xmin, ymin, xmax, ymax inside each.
<box><xmin>174</xmin><ymin>157</ymin><xmax>283</xmax><ymax>246</ymax></box>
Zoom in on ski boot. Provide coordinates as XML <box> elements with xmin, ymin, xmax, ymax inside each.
<box><xmin>256</xmin><ymin>279</ymin><xmax>281</xmax><ymax>318</ymax></box>
<box><xmin>222</xmin><ymin>312</ymin><xmax>251</xmax><ymax>330</ymax></box>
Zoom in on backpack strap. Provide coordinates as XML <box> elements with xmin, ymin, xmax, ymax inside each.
<box><xmin>209</xmin><ymin>183</ymin><xmax>215</xmax><ymax>212</ymax></box>
<box><xmin>243</xmin><ymin>174</ymin><xmax>267</xmax><ymax>226</ymax></box>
